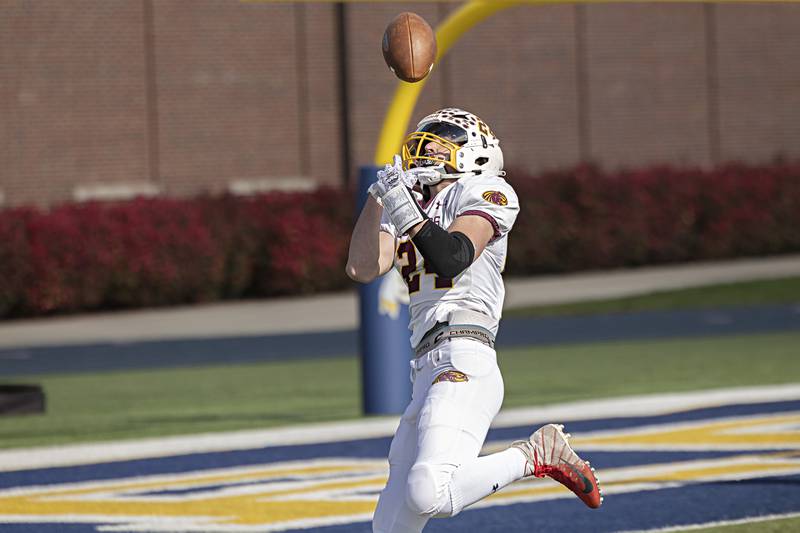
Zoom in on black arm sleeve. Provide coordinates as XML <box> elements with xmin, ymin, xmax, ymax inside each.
<box><xmin>411</xmin><ymin>220</ymin><xmax>476</xmax><ymax>278</ymax></box>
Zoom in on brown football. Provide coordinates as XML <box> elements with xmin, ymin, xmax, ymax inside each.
<box><xmin>382</xmin><ymin>12</ymin><xmax>437</xmax><ymax>83</ymax></box>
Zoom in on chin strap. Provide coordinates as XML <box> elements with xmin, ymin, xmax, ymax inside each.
<box><xmin>409</xmin><ymin>163</ymin><xmax>506</xmax><ymax>183</ymax></box>
<box><xmin>409</xmin><ymin>165</ymin><xmax>447</xmax><ymax>186</ymax></box>
<box><xmin>450</xmin><ymin>170</ymin><xmax>505</xmax><ymax>179</ymax></box>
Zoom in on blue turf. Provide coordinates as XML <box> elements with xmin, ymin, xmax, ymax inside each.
<box><xmin>4</xmin><ymin>475</ymin><xmax>798</xmax><ymax>533</ymax></box>
<box><xmin>283</xmin><ymin>474</ymin><xmax>800</xmax><ymax>533</ymax></box>
<box><xmin>3</xmin><ymin>304</ymin><xmax>798</xmax><ymax>376</ymax></box>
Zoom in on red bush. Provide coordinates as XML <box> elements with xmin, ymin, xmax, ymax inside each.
<box><xmin>0</xmin><ymin>161</ymin><xmax>798</xmax><ymax>319</ymax></box>
<box><xmin>505</xmin><ymin>161</ymin><xmax>800</xmax><ymax>275</ymax></box>
<box><xmin>0</xmin><ymin>190</ymin><xmax>354</xmax><ymax>318</ymax></box>
<box><xmin>0</xmin><ymin>208</ymin><xmax>35</xmax><ymax>316</ymax></box>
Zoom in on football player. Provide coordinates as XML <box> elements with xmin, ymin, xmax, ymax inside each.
<box><xmin>346</xmin><ymin>108</ymin><xmax>602</xmax><ymax>532</ymax></box>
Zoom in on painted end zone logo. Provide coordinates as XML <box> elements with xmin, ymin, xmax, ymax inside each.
<box><xmin>1</xmin><ymin>403</ymin><xmax>800</xmax><ymax>531</ymax></box>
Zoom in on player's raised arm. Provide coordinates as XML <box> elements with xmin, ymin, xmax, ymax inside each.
<box><xmin>347</xmin><ymin>155</ymin><xmax>427</xmax><ymax>283</ymax></box>
<box><xmin>347</xmin><ymin>158</ymin><xmax>416</xmax><ymax>283</ymax></box>
<box><xmin>345</xmin><ymin>196</ymin><xmax>395</xmax><ymax>284</ymax></box>
<box><xmin>446</xmin><ymin>214</ymin><xmax>496</xmax><ymax>259</ymax></box>
<box><xmin>406</xmin><ymin>182</ymin><xmax>517</xmax><ymax>279</ymax></box>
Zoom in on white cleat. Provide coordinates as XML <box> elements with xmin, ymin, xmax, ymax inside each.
<box><xmin>511</xmin><ymin>423</ymin><xmax>603</xmax><ymax>508</ymax></box>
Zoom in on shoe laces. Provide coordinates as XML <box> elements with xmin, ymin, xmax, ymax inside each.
<box><xmin>514</xmin><ymin>425</ymin><xmax>582</xmax><ymax>480</ymax></box>
<box><xmin>533</xmin><ymin>445</ymin><xmax>580</xmax><ymax>484</ymax></box>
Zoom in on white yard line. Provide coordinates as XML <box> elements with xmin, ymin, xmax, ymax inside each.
<box><xmin>1</xmin><ymin>384</ymin><xmax>799</xmax><ymax>472</ymax></box>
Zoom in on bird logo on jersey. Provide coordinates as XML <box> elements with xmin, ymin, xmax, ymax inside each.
<box><xmin>482</xmin><ymin>190</ymin><xmax>508</xmax><ymax>206</ymax></box>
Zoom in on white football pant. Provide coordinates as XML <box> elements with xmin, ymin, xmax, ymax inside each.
<box><xmin>372</xmin><ymin>338</ymin><xmax>526</xmax><ymax>533</ymax></box>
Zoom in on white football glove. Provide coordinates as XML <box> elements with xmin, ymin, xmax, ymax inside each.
<box><xmin>368</xmin><ymin>155</ymin><xmax>417</xmax><ymax>203</ymax></box>
<box><xmin>369</xmin><ymin>155</ymin><xmax>426</xmax><ymax>234</ymax></box>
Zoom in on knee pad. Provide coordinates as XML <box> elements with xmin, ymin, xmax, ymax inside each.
<box><xmin>406</xmin><ymin>462</ymin><xmax>445</xmax><ymax>516</ymax></box>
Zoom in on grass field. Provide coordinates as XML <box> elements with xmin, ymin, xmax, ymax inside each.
<box><xmin>2</xmin><ymin>330</ymin><xmax>799</xmax><ymax>450</ymax></box>
<box><xmin>505</xmin><ymin>277</ymin><xmax>800</xmax><ymax>317</ymax></box>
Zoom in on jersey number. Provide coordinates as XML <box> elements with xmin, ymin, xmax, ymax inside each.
<box><xmin>397</xmin><ymin>241</ymin><xmax>453</xmax><ymax>294</ymax></box>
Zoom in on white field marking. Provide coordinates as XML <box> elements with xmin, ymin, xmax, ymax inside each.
<box><xmin>732</xmin><ymin>418</ymin><xmax>800</xmax><ymax>435</ymax></box>
<box><xmin>467</xmin><ymin>452</ymin><xmax>800</xmax><ymax>513</ymax></box>
<box><xmin>581</xmin><ymin>452</ymin><xmax>800</xmax><ymax>487</ymax></box>
<box><xmin>617</xmin><ymin>511</ymin><xmax>800</xmax><ymax>533</ymax></box>
<box><xmin>565</xmin><ymin>411</ymin><xmax>800</xmax><ymax>451</ymax></box>
<box><xmin>1</xmin><ymin>384</ymin><xmax>799</xmax><ymax>472</ymax></box>
<box><xmin>2</xmin><ymin>453</ymin><xmax>799</xmax><ymax>532</ymax></box>
<box><xmin>0</xmin><ymin>458</ymin><xmax>384</xmax><ymax>498</ymax></box>
<box><xmin>0</xmin><ymin>515</ymin><xmax>218</xmax><ymax>525</ymax></box>
<box><xmin>54</xmin><ymin>466</ymin><xmax>387</xmax><ymax>504</ymax></box>
<box><xmin>97</xmin><ymin>513</ymin><xmax>377</xmax><ymax>533</ymax></box>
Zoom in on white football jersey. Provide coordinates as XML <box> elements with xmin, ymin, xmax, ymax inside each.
<box><xmin>381</xmin><ymin>174</ymin><xmax>520</xmax><ymax>347</ymax></box>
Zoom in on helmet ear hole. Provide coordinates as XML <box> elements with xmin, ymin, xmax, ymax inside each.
<box><xmin>475</xmin><ymin>157</ymin><xmax>489</xmax><ymax>167</ymax></box>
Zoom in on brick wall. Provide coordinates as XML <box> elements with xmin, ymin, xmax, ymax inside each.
<box><xmin>1</xmin><ymin>1</ymin><xmax>799</xmax><ymax>207</ymax></box>
<box><xmin>0</xmin><ymin>0</ymin><xmax>148</xmax><ymax>206</ymax></box>
<box><xmin>715</xmin><ymin>4</ymin><xmax>800</xmax><ymax>163</ymax></box>
<box><xmin>447</xmin><ymin>4</ymin><xmax>582</xmax><ymax>171</ymax></box>
<box><xmin>583</xmin><ymin>3</ymin><xmax>712</xmax><ymax>167</ymax></box>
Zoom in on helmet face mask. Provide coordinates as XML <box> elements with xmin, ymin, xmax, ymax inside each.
<box><xmin>401</xmin><ymin>108</ymin><xmax>504</xmax><ymax>185</ymax></box>
<box><xmin>402</xmin><ymin>131</ymin><xmax>462</xmax><ymax>173</ymax></box>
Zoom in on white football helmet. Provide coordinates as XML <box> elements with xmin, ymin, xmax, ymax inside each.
<box><xmin>402</xmin><ymin>107</ymin><xmax>504</xmax><ymax>185</ymax></box>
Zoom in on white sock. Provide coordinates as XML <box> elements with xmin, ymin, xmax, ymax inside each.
<box><xmin>446</xmin><ymin>448</ymin><xmax>527</xmax><ymax>515</ymax></box>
